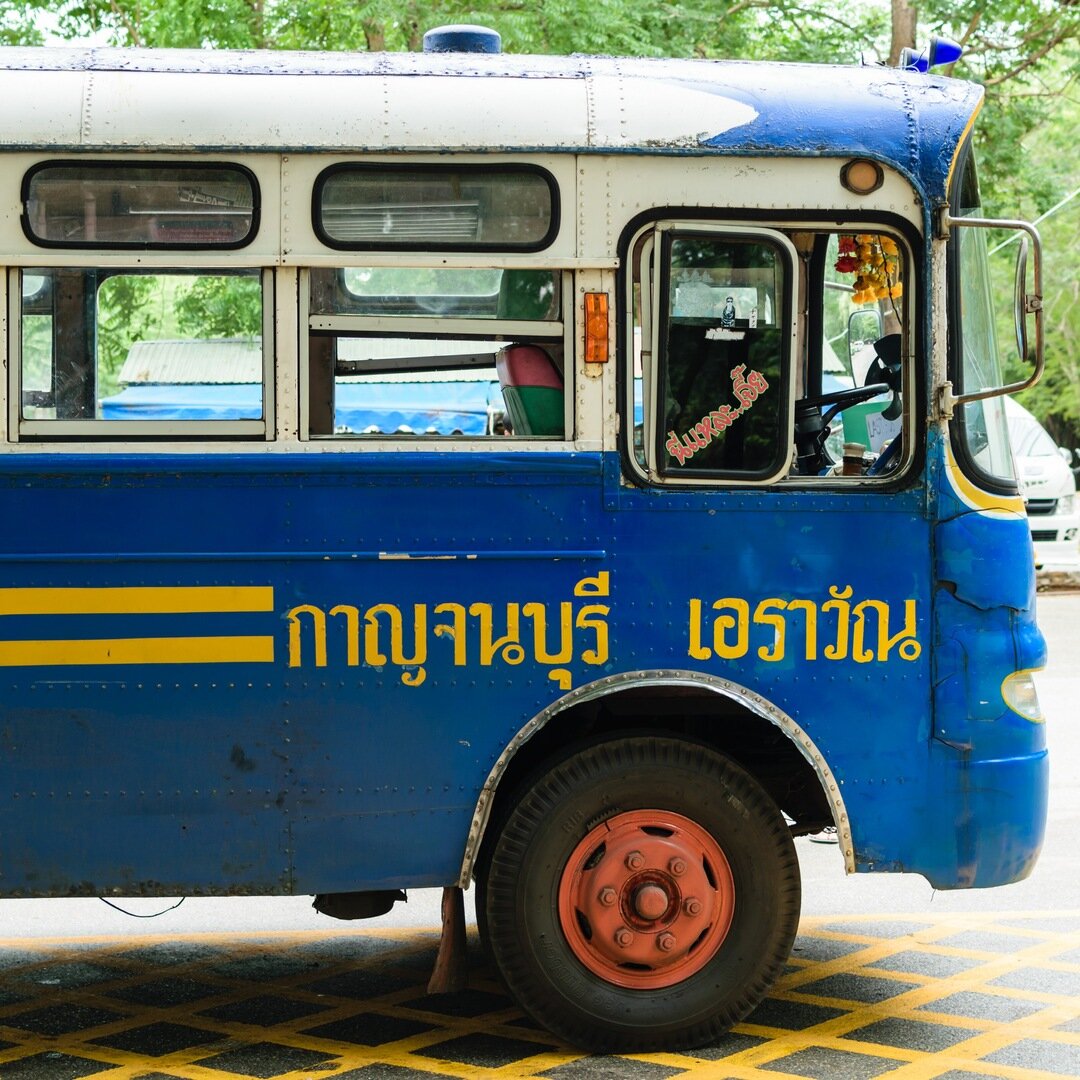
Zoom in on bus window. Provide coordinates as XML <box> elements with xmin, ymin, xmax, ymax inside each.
<box><xmin>23</xmin><ymin>162</ymin><xmax>257</xmax><ymax>249</ymax></box>
<box><xmin>814</xmin><ymin>232</ymin><xmax>907</xmax><ymax>475</ymax></box>
<box><xmin>631</xmin><ymin>225</ymin><xmax>795</xmax><ymax>483</ymax></box>
<box><xmin>314</xmin><ymin>165</ymin><xmax>557</xmax><ymax>251</ymax></box>
<box><xmin>16</xmin><ymin>268</ymin><xmax>267</xmax><ymax>436</ymax></box>
<box><xmin>305</xmin><ymin>267</ymin><xmax>567</xmax><ymax>438</ymax></box>
<box><xmin>629</xmin><ymin>223</ymin><xmax>909</xmax><ymax>483</ymax></box>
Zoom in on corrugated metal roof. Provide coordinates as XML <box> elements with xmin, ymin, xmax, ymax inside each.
<box><xmin>118</xmin><ymin>338</ymin><xmax>261</xmax><ymax>384</ymax></box>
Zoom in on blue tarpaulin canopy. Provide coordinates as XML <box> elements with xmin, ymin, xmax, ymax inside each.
<box><xmin>99</xmin><ymin>378</ymin><xmax>504</xmax><ymax>435</ymax></box>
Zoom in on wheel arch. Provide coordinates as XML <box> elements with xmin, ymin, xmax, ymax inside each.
<box><xmin>459</xmin><ymin>668</ymin><xmax>854</xmax><ymax>884</ymax></box>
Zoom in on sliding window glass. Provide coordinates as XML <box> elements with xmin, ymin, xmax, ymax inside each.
<box><xmin>306</xmin><ymin>267</ymin><xmax>567</xmax><ymax>439</ymax></box>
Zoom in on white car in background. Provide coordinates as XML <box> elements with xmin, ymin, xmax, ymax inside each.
<box><xmin>1005</xmin><ymin>396</ymin><xmax>1080</xmax><ymax>585</ymax></box>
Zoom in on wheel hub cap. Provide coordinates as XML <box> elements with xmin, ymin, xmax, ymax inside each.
<box><xmin>556</xmin><ymin>809</ymin><xmax>735</xmax><ymax>988</ymax></box>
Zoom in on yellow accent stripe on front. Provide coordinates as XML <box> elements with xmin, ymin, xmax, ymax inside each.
<box><xmin>0</xmin><ymin>586</ymin><xmax>274</xmax><ymax>617</ymax></box>
<box><xmin>944</xmin><ymin>441</ymin><xmax>1025</xmax><ymax>516</ymax></box>
<box><xmin>0</xmin><ymin>636</ymin><xmax>275</xmax><ymax>666</ymax></box>
<box><xmin>945</xmin><ymin>96</ymin><xmax>983</xmax><ymax>196</ymax></box>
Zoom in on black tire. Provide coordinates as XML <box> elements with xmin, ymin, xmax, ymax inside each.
<box><xmin>479</xmin><ymin>735</ymin><xmax>800</xmax><ymax>1051</ymax></box>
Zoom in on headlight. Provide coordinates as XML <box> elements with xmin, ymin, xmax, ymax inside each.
<box><xmin>1001</xmin><ymin>670</ymin><xmax>1044</xmax><ymax>722</ymax></box>
<box><xmin>1056</xmin><ymin>494</ymin><xmax>1075</xmax><ymax>516</ymax></box>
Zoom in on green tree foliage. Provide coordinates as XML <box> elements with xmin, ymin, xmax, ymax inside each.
<box><xmin>1001</xmin><ymin>82</ymin><xmax>1080</xmax><ymax>448</ymax></box>
<box><xmin>175</xmin><ymin>274</ymin><xmax>262</xmax><ymax>338</ymax></box>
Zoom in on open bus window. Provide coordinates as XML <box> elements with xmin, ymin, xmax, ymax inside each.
<box><xmin>814</xmin><ymin>233</ymin><xmax>906</xmax><ymax>476</ymax></box>
<box><xmin>23</xmin><ymin>163</ymin><xmax>257</xmax><ymax>249</ymax></box>
<box><xmin>306</xmin><ymin>267</ymin><xmax>567</xmax><ymax>440</ymax></box>
<box><xmin>314</xmin><ymin>165</ymin><xmax>557</xmax><ymax>251</ymax></box>
<box><xmin>17</xmin><ymin>268</ymin><xmax>266</xmax><ymax>436</ymax></box>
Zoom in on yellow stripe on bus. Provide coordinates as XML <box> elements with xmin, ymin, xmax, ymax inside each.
<box><xmin>944</xmin><ymin>442</ymin><xmax>1025</xmax><ymax>517</ymax></box>
<box><xmin>0</xmin><ymin>586</ymin><xmax>274</xmax><ymax>616</ymax></box>
<box><xmin>0</xmin><ymin>636</ymin><xmax>275</xmax><ymax>666</ymax></box>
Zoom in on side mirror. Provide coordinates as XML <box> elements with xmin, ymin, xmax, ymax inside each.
<box><xmin>847</xmin><ymin>309</ymin><xmax>883</xmax><ymax>377</ymax></box>
<box><xmin>1059</xmin><ymin>446</ymin><xmax>1075</xmax><ymax>466</ymax></box>
<box><xmin>1015</xmin><ymin>234</ymin><xmax>1030</xmax><ymax>364</ymax></box>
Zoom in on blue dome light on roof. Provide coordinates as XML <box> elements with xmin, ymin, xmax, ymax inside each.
<box><xmin>423</xmin><ymin>25</ymin><xmax>502</xmax><ymax>54</ymax></box>
<box><xmin>899</xmin><ymin>35</ymin><xmax>964</xmax><ymax>73</ymax></box>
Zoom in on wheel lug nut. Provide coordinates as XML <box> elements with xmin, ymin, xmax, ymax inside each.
<box><xmin>625</xmin><ymin>850</ymin><xmax>645</xmax><ymax>870</ymax></box>
<box><xmin>615</xmin><ymin>927</ymin><xmax>634</xmax><ymax>948</ymax></box>
<box><xmin>598</xmin><ymin>887</ymin><xmax>617</xmax><ymax>906</ymax></box>
<box><xmin>683</xmin><ymin>897</ymin><xmax>702</xmax><ymax>916</ymax></box>
<box><xmin>657</xmin><ymin>932</ymin><xmax>676</xmax><ymax>952</ymax></box>
<box><xmin>668</xmin><ymin>857</ymin><xmax>687</xmax><ymax>876</ymax></box>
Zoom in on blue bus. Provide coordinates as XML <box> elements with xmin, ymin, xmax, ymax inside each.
<box><xmin>0</xmin><ymin>27</ymin><xmax>1047</xmax><ymax>1051</ymax></box>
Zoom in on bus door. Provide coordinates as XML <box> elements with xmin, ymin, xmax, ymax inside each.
<box><xmin>618</xmin><ymin>217</ymin><xmax>934</xmax><ymax>865</ymax></box>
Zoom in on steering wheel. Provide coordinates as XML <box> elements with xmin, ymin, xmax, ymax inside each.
<box><xmin>794</xmin><ymin>382</ymin><xmax>891</xmax><ymax>475</ymax></box>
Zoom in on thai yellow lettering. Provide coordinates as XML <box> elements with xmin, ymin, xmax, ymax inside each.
<box><xmin>432</xmin><ymin>602</ymin><xmax>468</xmax><ymax>665</ymax></box>
<box><xmin>284</xmin><ymin>573</ymin><xmax>613</xmax><ymax>687</ymax></box>
<box><xmin>469</xmin><ymin>603</ymin><xmax>526</xmax><ymax>666</ymax></box>
<box><xmin>787</xmin><ymin>599</ymin><xmax>818</xmax><ymax>660</ymax></box>
<box><xmin>753</xmin><ymin>598</ymin><xmax>788</xmax><ymax>662</ymax></box>
<box><xmin>853</xmin><ymin>598</ymin><xmax>921</xmax><ymax>663</ymax></box>
<box><xmin>524</xmin><ymin>601</ymin><xmax>574</xmax><ymax>664</ymax></box>
<box><xmin>365</xmin><ymin>604</ymin><xmax>428</xmax><ymax>686</ymax></box>
<box><xmin>688</xmin><ymin>588</ymin><xmax>920</xmax><ymax>665</ymax></box>
<box><xmin>329</xmin><ymin>604</ymin><xmax>361</xmax><ymax>666</ymax></box>
<box><xmin>688</xmin><ymin>599</ymin><xmax>712</xmax><ymax>660</ymax></box>
<box><xmin>574</xmin><ymin>571</ymin><xmax>610</xmax><ymax>597</ymax></box>
<box><xmin>287</xmin><ymin>604</ymin><xmax>326</xmax><ymax>668</ymax></box>
<box><xmin>822</xmin><ymin>585</ymin><xmax>854</xmax><ymax>660</ymax></box>
<box><xmin>577</xmin><ymin>604</ymin><xmax>610</xmax><ymax>665</ymax></box>
<box><xmin>712</xmin><ymin>598</ymin><xmax>750</xmax><ymax>659</ymax></box>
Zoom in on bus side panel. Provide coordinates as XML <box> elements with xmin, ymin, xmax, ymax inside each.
<box><xmin>0</xmin><ymin>452</ymin><xmax>609</xmax><ymax>896</ymax></box>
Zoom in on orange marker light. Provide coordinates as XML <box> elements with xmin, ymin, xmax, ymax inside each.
<box><xmin>584</xmin><ymin>292</ymin><xmax>609</xmax><ymax>363</ymax></box>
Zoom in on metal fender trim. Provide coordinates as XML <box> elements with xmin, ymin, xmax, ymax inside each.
<box><xmin>458</xmin><ymin>668</ymin><xmax>854</xmax><ymax>884</ymax></box>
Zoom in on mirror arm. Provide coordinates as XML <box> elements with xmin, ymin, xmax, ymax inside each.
<box><xmin>942</xmin><ymin>213</ymin><xmax>1044</xmax><ymax>409</ymax></box>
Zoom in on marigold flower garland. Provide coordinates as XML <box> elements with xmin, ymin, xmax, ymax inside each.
<box><xmin>835</xmin><ymin>234</ymin><xmax>902</xmax><ymax>305</ymax></box>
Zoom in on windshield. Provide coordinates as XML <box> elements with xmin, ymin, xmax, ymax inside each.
<box><xmin>952</xmin><ymin>148</ymin><xmax>1016</xmax><ymax>483</ymax></box>
<box><xmin>1006</xmin><ymin>401</ymin><xmax>1058</xmax><ymax>458</ymax></box>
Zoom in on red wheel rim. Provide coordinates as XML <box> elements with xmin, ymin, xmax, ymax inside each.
<box><xmin>556</xmin><ymin>809</ymin><xmax>735</xmax><ymax>989</ymax></box>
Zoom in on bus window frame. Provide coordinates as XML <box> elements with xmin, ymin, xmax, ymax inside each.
<box><xmin>298</xmin><ymin>266</ymin><xmax>576</xmax><ymax>443</ymax></box>
<box><xmin>8</xmin><ymin>266</ymin><xmax>276</xmax><ymax>442</ymax></box>
<box><xmin>619</xmin><ymin>209</ymin><xmax>923</xmax><ymax>491</ymax></box>
<box><xmin>312</xmin><ymin>162</ymin><xmax>561</xmax><ymax>254</ymax></box>
<box><xmin>627</xmin><ymin>219</ymin><xmax>799</xmax><ymax>487</ymax></box>
<box><xmin>21</xmin><ymin>160</ymin><xmax>261</xmax><ymax>252</ymax></box>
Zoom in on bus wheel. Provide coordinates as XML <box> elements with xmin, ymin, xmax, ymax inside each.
<box><xmin>480</xmin><ymin>736</ymin><xmax>800</xmax><ymax>1051</ymax></box>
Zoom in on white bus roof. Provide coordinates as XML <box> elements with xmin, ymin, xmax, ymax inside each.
<box><xmin>0</xmin><ymin>47</ymin><xmax>982</xmax><ymax>203</ymax></box>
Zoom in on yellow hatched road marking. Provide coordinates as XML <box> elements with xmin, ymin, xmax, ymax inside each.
<box><xmin>0</xmin><ymin>912</ymin><xmax>1075</xmax><ymax>1078</ymax></box>
<box><xmin>0</xmin><ymin>635</ymin><xmax>275</xmax><ymax>665</ymax></box>
<box><xmin>0</xmin><ymin>585</ymin><xmax>274</xmax><ymax>616</ymax></box>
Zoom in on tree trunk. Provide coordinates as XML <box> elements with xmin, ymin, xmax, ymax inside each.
<box><xmin>889</xmin><ymin>0</ymin><xmax>918</xmax><ymax>66</ymax></box>
<box><xmin>364</xmin><ymin>21</ymin><xmax>386</xmax><ymax>52</ymax></box>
